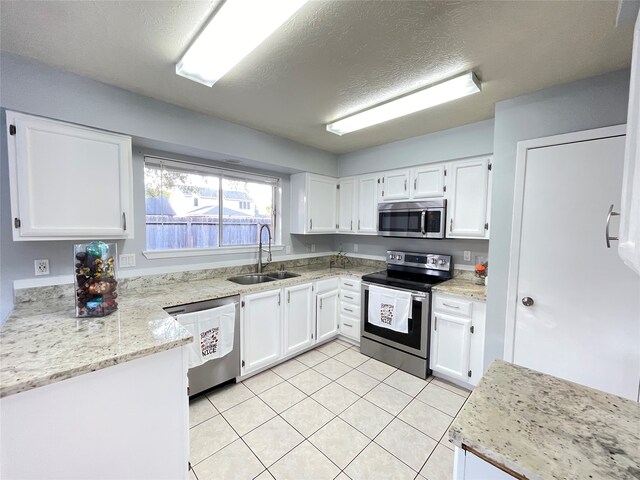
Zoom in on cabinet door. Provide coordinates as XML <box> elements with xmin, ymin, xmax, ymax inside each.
<box><xmin>308</xmin><ymin>175</ymin><xmax>337</xmax><ymax>232</ymax></box>
<box><xmin>7</xmin><ymin>112</ymin><xmax>133</xmax><ymax>241</ymax></box>
<box><xmin>381</xmin><ymin>169</ymin><xmax>410</xmax><ymax>201</ymax></box>
<box><xmin>316</xmin><ymin>290</ymin><xmax>339</xmax><ymax>342</ymax></box>
<box><xmin>430</xmin><ymin>312</ymin><xmax>471</xmax><ymax>382</ymax></box>
<box><xmin>411</xmin><ymin>165</ymin><xmax>445</xmax><ymax>199</ymax></box>
<box><xmin>242</xmin><ymin>289</ymin><xmax>282</xmax><ymax>374</ymax></box>
<box><xmin>447</xmin><ymin>157</ymin><xmax>490</xmax><ymax>238</ymax></box>
<box><xmin>283</xmin><ymin>284</ymin><xmax>314</xmax><ymax>357</ymax></box>
<box><xmin>337</xmin><ymin>178</ymin><xmax>356</xmax><ymax>233</ymax></box>
<box><xmin>357</xmin><ymin>175</ymin><xmax>378</xmax><ymax>234</ymax></box>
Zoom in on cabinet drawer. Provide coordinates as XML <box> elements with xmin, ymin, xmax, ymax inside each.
<box><xmin>340</xmin><ymin>303</ymin><xmax>360</xmax><ymax>318</ymax></box>
<box><xmin>339</xmin><ymin>316</ymin><xmax>360</xmax><ymax>340</ymax></box>
<box><xmin>340</xmin><ymin>291</ymin><xmax>361</xmax><ymax>306</ymax></box>
<box><xmin>433</xmin><ymin>296</ymin><xmax>473</xmax><ymax>318</ymax></box>
<box><xmin>315</xmin><ymin>277</ymin><xmax>340</xmax><ymax>294</ymax></box>
<box><xmin>340</xmin><ymin>278</ymin><xmax>360</xmax><ymax>292</ymax></box>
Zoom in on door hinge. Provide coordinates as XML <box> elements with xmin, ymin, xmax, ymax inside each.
<box><xmin>488</xmin><ymin>163</ymin><xmax>492</xmax><ymax>171</ymax></box>
<box><xmin>377</xmin><ymin>178</ymin><xmax>380</xmax><ymax>184</ymax></box>
<box><xmin>9</xmin><ymin>124</ymin><xmax>16</xmax><ymax>135</ymax></box>
<box><xmin>470</xmin><ymin>325</ymin><xmax>475</xmax><ymax>334</ymax></box>
<box><xmin>468</xmin><ymin>370</ymin><xmax>472</xmax><ymax>378</ymax></box>
<box><xmin>241</xmin><ymin>360</ymin><xmax>245</xmax><ymax>368</ymax></box>
<box><xmin>484</xmin><ymin>223</ymin><xmax>489</xmax><ymax>230</ymax></box>
<box><xmin>241</xmin><ymin>300</ymin><xmax>245</xmax><ymax>308</ymax></box>
<box><xmin>14</xmin><ymin>218</ymin><xmax>21</xmax><ymax>228</ymax></box>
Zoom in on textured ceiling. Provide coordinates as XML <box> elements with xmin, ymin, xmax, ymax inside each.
<box><xmin>0</xmin><ymin>1</ymin><xmax>634</xmax><ymax>154</ymax></box>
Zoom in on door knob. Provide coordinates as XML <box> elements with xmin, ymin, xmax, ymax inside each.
<box><xmin>522</xmin><ymin>297</ymin><xmax>534</xmax><ymax>307</ymax></box>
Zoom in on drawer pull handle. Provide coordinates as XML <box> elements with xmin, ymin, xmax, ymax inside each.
<box><xmin>344</xmin><ymin>282</ymin><xmax>354</xmax><ymax>287</ymax></box>
<box><xmin>343</xmin><ymin>323</ymin><xmax>353</xmax><ymax>327</ymax></box>
<box><xmin>344</xmin><ymin>295</ymin><xmax>354</xmax><ymax>300</ymax></box>
<box><xmin>442</xmin><ymin>303</ymin><xmax>460</xmax><ymax>309</ymax></box>
<box><xmin>344</xmin><ymin>307</ymin><xmax>353</xmax><ymax>312</ymax></box>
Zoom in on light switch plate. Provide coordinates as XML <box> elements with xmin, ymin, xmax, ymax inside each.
<box><xmin>464</xmin><ymin>250</ymin><xmax>471</xmax><ymax>262</ymax></box>
<box><xmin>119</xmin><ymin>253</ymin><xmax>136</xmax><ymax>268</ymax></box>
<box><xmin>353</xmin><ymin>243</ymin><xmax>359</xmax><ymax>253</ymax></box>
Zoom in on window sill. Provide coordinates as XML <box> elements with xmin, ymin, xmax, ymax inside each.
<box><xmin>142</xmin><ymin>245</ymin><xmax>285</xmax><ymax>260</ymax></box>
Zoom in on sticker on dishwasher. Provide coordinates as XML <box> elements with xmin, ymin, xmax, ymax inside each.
<box><xmin>380</xmin><ymin>303</ymin><xmax>394</xmax><ymax>325</ymax></box>
<box><xmin>200</xmin><ymin>327</ymin><xmax>220</xmax><ymax>358</ymax></box>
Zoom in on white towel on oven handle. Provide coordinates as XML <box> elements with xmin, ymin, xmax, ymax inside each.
<box><xmin>368</xmin><ymin>285</ymin><xmax>411</xmax><ymax>334</ymax></box>
<box><xmin>177</xmin><ymin>303</ymin><xmax>235</xmax><ymax>368</ymax></box>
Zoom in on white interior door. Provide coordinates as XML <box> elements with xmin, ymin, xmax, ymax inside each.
<box><xmin>511</xmin><ymin>134</ymin><xmax>640</xmax><ymax>400</ymax></box>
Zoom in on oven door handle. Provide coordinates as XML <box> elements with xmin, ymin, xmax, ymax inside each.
<box><xmin>362</xmin><ymin>282</ymin><xmax>427</xmax><ymax>300</ymax></box>
<box><xmin>421</xmin><ymin>210</ymin><xmax>426</xmax><ymax>235</ymax></box>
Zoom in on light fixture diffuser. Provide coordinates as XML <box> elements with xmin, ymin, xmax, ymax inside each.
<box><xmin>326</xmin><ymin>72</ymin><xmax>481</xmax><ymax>135</ymax></box>
<box><xmin>176</xmin><ymin>0</ymin><xmax>308</xmax><ymax>87</ymax></box>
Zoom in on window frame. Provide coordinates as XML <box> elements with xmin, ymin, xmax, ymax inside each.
<box><xmin>143</xmin><ymin>155</ymin><xmax>280</xmax><ymax>258</ymax></box>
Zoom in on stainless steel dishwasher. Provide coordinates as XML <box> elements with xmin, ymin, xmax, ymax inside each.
<box><xmin>164</xmin><ymin>295</ymin><xmax>240</xmax><ymax>397</ymax></box>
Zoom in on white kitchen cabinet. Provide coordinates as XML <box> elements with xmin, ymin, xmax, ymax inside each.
<box><xmin>283</xmin><ymin>283</ymin><xmax>314</xmax><ymax>357</ymax></box>
<box><xmin>290</xmin><ymin>172</ymin><xmax>338</xmax><ymax>234</ymax></box>
<box><xmin>316</xmin><ymin>289</ymin><xmax>340</xmax><ymax>343</ymax></box>
<box><xmin>431</xmin><ymin>293</ymin><xmax>486</xmax><ymax>386</ymax></box>
<box><xmin>446</xmin><ymin>157</ymin><xmax>491</xmax><ymax>239</ymax></box>
<box><xmin>381</xmin><ymin>169</ymin><xmax>411</xmax><ymax>201</ymax></box>
<box><xmin>357</xmin><ymin>175</ymin><xmax>378</xmax><ymax>234</ymax></box>
<box><xmin>411</xmin><ymin>164</ymin><xmax>445</xmax><ymax>199</ymax></box>
<box><xmin>339</xmin><ymin>277</ymin><xmax>361</xmax><ymax>342</ymax></box>
<box><xmin>241</xmin><ymin>289</ymin><xmax>282</xmax><ymax>375</ymax></box>
<box><xmin>337</xmin><ymin>177</ymin><xmax>357</xmax><ymax>233</ymax></box>
<box><xmin>5</xmin><ymin>110</ymin><xmax>133</xmax><ymax>241</ymax></box>
<box><xmin>619</xmin><ymin>12</ymin><xmax>640</xmax><ymax>275</ymax></box>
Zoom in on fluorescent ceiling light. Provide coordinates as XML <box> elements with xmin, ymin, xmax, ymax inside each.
<box><xmin>176</xmin><ymin>0</ymin><xmax>308</xmax><ymax>87</ymax></box>
<box><xmin>326</xmin><ymin>72</ymin><xmax>481</xmax><ymax>136</ymax></box>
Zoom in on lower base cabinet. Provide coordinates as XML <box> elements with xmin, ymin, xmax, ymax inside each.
<box><xmin>283</xmin><ymin>283</ymin><xmax>314</xmax><ymax>356</ymax></box>
<box><xmin>241</xmin><ymin>289</ymin><xmax>282</xmax><ymax>375</ymax></box>
<box><xmin>317</xmin><ymin>289</ymin><xmax>340</xmax><ymax>342</ymax></box>
<box><xmin>430</xmin><ymin>293</ymin><xmax>486</xmax><ymax>387</ymax></box>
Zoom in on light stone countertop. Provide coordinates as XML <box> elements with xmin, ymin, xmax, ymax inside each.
<box><xmin>0</xmin><ymin>265</ymin><xmax>373</xmax><ymax>398</ymax></box>
<box><xmin>432</xmin><ymin>275</ymin><xmax>487</xmax><ymax>301</ymax></box>
<box><xmin>449</xmin><ymin>359</ymin><xmax>640</xmax><ymax>480</ymax></box>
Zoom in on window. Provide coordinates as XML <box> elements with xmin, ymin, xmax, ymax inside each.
<box><xmin>144</xmin><ymin>157</ymin><xmax>277</xmax><ymax>251</ymax></box>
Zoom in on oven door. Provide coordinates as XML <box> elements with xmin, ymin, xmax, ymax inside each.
<box><xmin>360</xmin><ymin>283</ymin><xmax>430</xmax><ymax>357</ymax></box>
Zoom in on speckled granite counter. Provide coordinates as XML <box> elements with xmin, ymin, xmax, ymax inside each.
<box><xmin>432</xmin><ymin>272</ymin><xmax>487</xmax><ymax>301</ymax></box>
<box><xmin>0</xmin><ymin>264</ymin><xmax>374</xmax><ymax>398</ymax></box>
<box><xmin>449</xmin><ymin>360</ymin><xmax>640</xmax><ymax>480</ymax></box>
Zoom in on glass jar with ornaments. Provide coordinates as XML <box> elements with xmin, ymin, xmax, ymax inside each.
<box><xmin>74</xmin><ymin>242</ymin><xmax>118</xmax><ymax>317</ymax></box>
<box><xmin>474</xmin><ymin>256</ymin><xmax>488</xmax><ymax>285</ymax></box>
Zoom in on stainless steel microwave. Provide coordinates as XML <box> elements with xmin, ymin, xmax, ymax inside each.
<box><xmin>378</xmin><ymin>199</ymin><xmax>446</xmax><ymax>239</ymax></box>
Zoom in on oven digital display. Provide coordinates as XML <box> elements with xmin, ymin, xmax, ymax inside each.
<box><xmin>404</xmin><ymin>254</ymin><xmax>428</xmax><ymax>264</ymax></box>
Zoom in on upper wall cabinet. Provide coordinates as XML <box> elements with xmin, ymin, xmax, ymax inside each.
<box><xmin>446</xmin><ymin>156</ymin><xmax>492</xmax><ymax>239</ymax></box>
<box><xmin>357</xmin><ymin>175</ymin><xmax>378</xmax><ymax>234</ymax></box>
<box><xmin>291</xmin><ymin>172</ymin><xmax>337</xmax><ymax>234</ymax></box>
<box><xmin>411</xmin><ymin>164</ymin><xmax>446</xmax><ymax>199</ymax></box>
<box><xmin>6</xmin><ymin>111</ymin><xmax>133</xmax><ymax>241</ymax></box>
<box><xmin>337</xmin><ymin>177</ymin><xmax>357</xmax><ymax>233</ymax></box>
<box><xmin>381</xmin><ymin>169</ymin><xmax>410</xmax><ymax>201</ymax></box>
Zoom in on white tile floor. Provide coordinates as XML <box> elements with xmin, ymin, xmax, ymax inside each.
<box><xmin>188</xmin><ymin>339</ymin><xmax>471</xmax><ymax>480</ymax></box>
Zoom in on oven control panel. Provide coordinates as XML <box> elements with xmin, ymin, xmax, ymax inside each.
<box><xmin>387</xmin><ymin>250</ymin><xmax>452</xmax><ymax>271</ymax></box>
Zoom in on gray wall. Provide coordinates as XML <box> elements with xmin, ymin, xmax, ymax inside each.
<box><xmin>337</xmin><ymin>119</ymin><xmax>495</xmax><ymax>266</ymax></box>
<box><xmin>485</xmin><ymin>69</ymin><xmax>631</xmax><ymax>369</ymax></box>
<box><xmin>0</xmin><ymin>53</ymin><xmax>338</xmax><ymax>322</ymax></box>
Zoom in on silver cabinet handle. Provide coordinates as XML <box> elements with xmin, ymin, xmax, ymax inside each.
<box><xmin>310</xmin><ymin>218</ymin><xmax>313</xmax><ymax>230</ymax></box>
<box><xmin>278</xmin><ymin>293</ymin><xmax>281</xmax><ymax>305</ymax></box>
<box><xmin>358</xmin><ymin>220</ymin><xmax>361</xmax><ymax>230</ymax></box>
<box><xmin>404</xmin><ymin>179</ymin><xmax>407</xmax><ymax>191</ymax></box>
<box><xmin>319</xmin><ymin>298</ymin><xmax>323</xmax><ymax>309</ymax></box>
<box><xmin>344</xmin><ymin>307</ymin><xmax>353</xmax><ymax>312</ymax></box>
<box><xmin>414</xmin><ymin>178</ymin><xmax>417</xmax><ymax>190</ymax></box>
<box><xmin>287</xmin><ymin>291</ymin><xmax>291</xmax><ymax>303</ymax></box>
<box><xmin>122</xmin><ymin>212</ymin><xmax>127</xmax><ymax>231</ymax></box>
<box><xmin>343</xmin><ymin>323</ymin><xmax>353</xmax><ymax>327</ymax></box>
<box><xmin>434</xmin><ymin>317</ymin><xmax>437</xmax><ymax>331</ymax></box>
<box><xmin>605</xmin><ymin>204</ymin><xmax>620</xmax><ymax>248</ymax></box>
<box><xmin>450</xmin><ymin>218</ymin><xmax>453</xmax><ymax>231</ymax></box>
<box><xmin>442</xmin><ymin>303</ymin><xmax>460</xmax><ymax>309</ymax></box>
<box><xmin>350</xmin><ymin>220</ymin><xmax>353</xmax><ymax>230</ymax></box>
<box><xmin>344</xmin><ymin>282</ymin><xmax>353</xmax><ymax>287</ymax></box>
<box><xmin>421</xmin><ymin>210</ymin><xmax>426</xmax><ymax>235</ymax></box>
<box><xmin>344</xmin><ymin>295</ymin><xmax>354</xmax><ymax>300</ymax></box>
<box><xmin>522</xmin><ymin>297</ymin><xmax>534</xmax><ymax>307</ymax></box>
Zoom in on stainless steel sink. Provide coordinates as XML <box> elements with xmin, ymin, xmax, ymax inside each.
<box><xmin>265</xmin><ymin>271</ymin><xmax>301</xmax><ymax>280</ymax></box>
<box><xmin>227</xmin><ymin>274</ymin><xmax>277</xmax><ymax>285</ymax></box>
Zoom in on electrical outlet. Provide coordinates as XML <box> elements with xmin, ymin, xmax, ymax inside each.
<box><xmin>34</xmin><ymin>259</ymin><xmax>49</xmax><ymax>276</ymax></box>
<box><xmin>353</xmin><ymin>243</ymin><xmax>359</xmax><ymax>253</ymax></box>
<box><xmin>119</xmin><ymin>253</ymin><xmax>136</xmax><ymax>268</ymax></box>
<box><xmin>306</xmin><ymin>245</ymin><xmax>311</xmax><ymax>253</ymax></box>
<box><xmin>311</xmin><ymin>244</ymin><xmax>316</xmax><ymax>253</ymax></box>
<box><xmin>464</xmin><ymin>250</ymin><xmax>471</xmax><ymax>262</ymax></box>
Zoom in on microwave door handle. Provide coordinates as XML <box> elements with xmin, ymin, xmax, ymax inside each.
<box><xmin>421</xmin><ymin>210</ymin><xmax>426</xmax><ymax>235</ymax></box>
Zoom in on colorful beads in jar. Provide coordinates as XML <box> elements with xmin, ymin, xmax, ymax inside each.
<box><xmin>74</xmin><ymin>242</ymin><xmax>118</xmax><ymax>317</ymax></box>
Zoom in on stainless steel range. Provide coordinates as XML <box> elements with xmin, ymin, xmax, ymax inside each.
<box><xmin>360</xmin><ymin>250</ymin><xmax>453</xmax><ymax>379</ymax></box>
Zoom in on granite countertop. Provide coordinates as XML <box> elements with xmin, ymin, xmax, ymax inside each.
<box><xmin>449</xmin><ymin>360</ymin><xmax>640</xmax><ymax>480</ymax></box>
<box><xmin>432</xmin><ymin>275</ymin><xmax>487</xmax><ymax>301</ymax></box>
<box><xmin>0</xmin><ymin>265</ymin><xmax>373</xmax><ymax>399</ymax></box>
